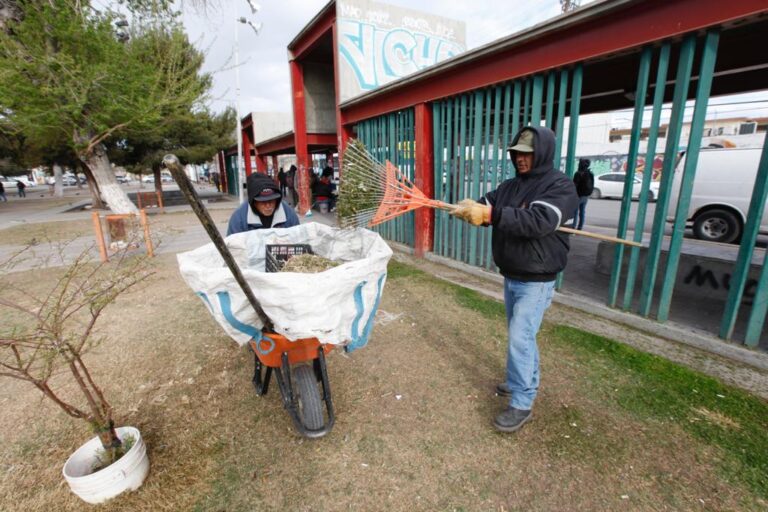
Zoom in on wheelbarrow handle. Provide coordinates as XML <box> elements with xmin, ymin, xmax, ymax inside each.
<box><xmin>163</xmin><ymin>154</ymin><xmax>274</xmax><ymax>331</ymax></box>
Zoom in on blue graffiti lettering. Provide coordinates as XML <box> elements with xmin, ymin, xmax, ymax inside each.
<box><xmin>339</xmin><ymin>19</ymin><xmax>464</xmax><ymax>93</ymax></box>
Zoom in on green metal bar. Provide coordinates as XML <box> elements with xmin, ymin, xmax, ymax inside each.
<box><xmin>721</xmin><ymin>131</ymin><xmax>768</xmax><ymax>339</ymax></box>
<box><xmin>556</xmin><ymin>65</ymin><xmax>582</xmax><ymax>290</ymax></box>
<box><xmin>450</xmin><ymin>97</ymin><xmax>460</xmax><ymax>261</ymax></box>
<box><xmin>522</xmin><ymin>79</ymin><xmax>531</xmax><ymax>127</ymax></box>
<box><xmin>657</xmin><ymin>32</ymin><xmax>719</xmax><ymax>322</ymax></box>
<box><xmin>501</xmin><ymin>83</ymin><xmax>512</xmax><ymax>181</ymax></box>
<box><xmin>455</xmin><ymin>94</ymin><xmax>468</xmax><ymax>262</ymax></box>
<box><xmin>511</xmin><ymin>82</ymin><xmax>522</xmax><ymax>176</ymax></box>
<box><xmin>469</xmin><ymin>91</ymin><xmax>483</xmax><ymax>265</ymax></box>
<box><xmin>444</xmin><ymin>100</ymin><xmax>454</xmax><ymax>257</ymax></box>
<box><xmin>433</xmin><ymin>102</ymin><xmax>442</xmax><ymax>255</ymax></box>
<box><xmin>607</xmin><ymin>46</ymin><xmax>653</xmax><ymax>307</ymax></box>
<box><xmin>638</xmin><ymin>34</ymin><xmax>697</xmax><ymax>317</ymax></box>
<box><xmin>623</xmin><ymin>43</ymin><xmax>671</xmax><ymax>311</ymax></box>
<box><xmin>553</xmin><ymin>70</ymin><xmax>569</xmax><ymax>171</ymax></box>
<box><xmin>488</xmin><ymin>85</ymin><xmax>503</xmax><ymax>269</ymax></box>
<box><xmin>745</xmin><ymin>247</ymin><xmax>768</xmax><ymax>346</ymax></box>
<box><xmin>480</xmin><ymin>89</ymin><xmax>493</xmax><ymax>267</ymax></box>
<box><xmin>545</xmin><ymin>72</ymin><xmax>556</xmax><ymax>129</ymax></box>
<box><xmin>531</xmin><ymin>75</ymin><xmax>544</xmax><ymax>126</ymax></box>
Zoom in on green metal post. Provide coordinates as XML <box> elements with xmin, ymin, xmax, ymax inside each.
<box><xmin>511</xmin><ymin>82</ymin><xmax>522</xmax><ymax>177</ymax></box>
<box><xmin>639</xmin><ymin>34</ymin><xmax>697</xmax><ymax>317</ymax></box>
<box><xmin>531</xmin><ymin>75</ymin><xmax>544</xmax><ymax>126</ymax></box>
<box><xmin>545</xmin><ymin>72</ymin><xmax>556</xmax><ymax>129</ymax></box>
<box><xmin>720</xmin><ymin>131</ymin><xmax>768</xmax><ymax>339</ymax></box>
<box><xmin>501</xmin><ymin>84</ymin><xmax>512</xmax><ymax>180</ymax></box>
<box><xmin>553</xmin><ymin>70</ymin><xmax>569</xmax><ymax>171</ymax></box>
<box><xmin>469</xmin><ymin>91</ymin><xmax>484</xmax><ymax>265</ymax></box>
<box><xmin>480</xmin><ymin>89</ymin><xmax>493</xmax><ymax>268</ymax></box>
<box><xmin>657</xmin><ymin>32</ymin><xmax>719</xmax><ymax>322</ymax></box>
<box><xmin>444</xmin><ymin>100</ymin><xmax>455</xmax><ymax>256</ymax></box>
<box><xmin>607</xmin><ymin>46</ymin><xmax>652</xmax><ymax>307</ymax></box>
<box><xmin>488</xmin><ymin>86</ymin><xmax>503</xmax><ymax>269</ymax></box>
<box><xmin>623</xmin><ymin>43</ymin><xmax>671</xmax><ymax>310</ymax></box>
<box><xmin>523</xmin><ymin>79</ymin><xmax>531</xmax><ymax>127</ymax></box>
<box><xmin>556</xmin><ymin>65</ymin><xmax>582</xmax><ymax>290</ymax></box>
<box><xmin>745</xmin><ymin>249</ymin><xmax>768</xmax><ymax>346</ymax></box>
<box><xmin>433</xmin><ymin>102</ymin><xmax>443</xmax><ymax>255</ymax></box>
<box><xmin>455</xmin><ymin>95</ymin><xmax>468</xmax><ymax>261</ymax></box>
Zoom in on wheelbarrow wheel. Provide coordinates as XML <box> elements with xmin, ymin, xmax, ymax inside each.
<box><xmin>294</xmin><ymin>364</ymin><xmax>324</xmax><ymax>430</ymax></box>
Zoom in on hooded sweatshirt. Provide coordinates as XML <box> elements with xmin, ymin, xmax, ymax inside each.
<box><xmin>480</xmin><ymin>126</ymin><xmax>579</xmax><ymax>281</ymax></box>
<box><xmin>226</xmin><ymin>173</ymin><xmax>300</xmax><ymax>235</ymax></box>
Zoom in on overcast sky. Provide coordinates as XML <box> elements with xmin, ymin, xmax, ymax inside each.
<box><xmin>181</xmin><ymin>0</ymin><xmax>768</xmax><ymax>124</ymax></box>
<box><xmin>182</xmin><ymin>0</ymin><xmax>576</xmax><ymax>115</ymax></box>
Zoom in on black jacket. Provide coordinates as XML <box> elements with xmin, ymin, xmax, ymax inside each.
<box><xmin>480</xmin><ymin>126</ymin><xmax>579</xmax><ymax>282</ymax></box>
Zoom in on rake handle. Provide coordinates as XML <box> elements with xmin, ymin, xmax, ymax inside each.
<box><xmin>428</xmin><ymin>200</ymin><xmax>640</xmax><ymax>247</ymax></box>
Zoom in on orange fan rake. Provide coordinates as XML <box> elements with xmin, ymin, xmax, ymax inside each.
<box><xmin>338</xmin><ymin>139</ymin><xmax>456</xmax><ymax>228</ymax></box>
<box><xmin>337</xmin><ymin>139</ymin><xmax>641</xmax><ymax>248</ymax></box>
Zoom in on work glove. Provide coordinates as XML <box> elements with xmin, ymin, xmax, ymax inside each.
<box><xmin>450</xmin><ymin>198</ymin><xmax>491</xmax><ymax>226</ymax></box>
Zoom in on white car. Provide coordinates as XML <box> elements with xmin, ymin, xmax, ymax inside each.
<box><xmin>591</xmin><ymin>172</ymin><xmax>660</xmax><ymax>201</ymax></box>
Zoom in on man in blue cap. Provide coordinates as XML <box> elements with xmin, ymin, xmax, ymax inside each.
<box><xmin>227</xmin><ymin>172</ymin><xmax>300</xmax><ymax>235</ymax></box>
<box><xmin>451</xmin><ymin>126</ymin><xmax>578</xmax><ymax>433</ymax></box>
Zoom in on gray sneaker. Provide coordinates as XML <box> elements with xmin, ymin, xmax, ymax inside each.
<box><xmin>495</xmin><ymin>382</ymin><xmax>512</xmax><ymax>397</ymax></box>
<box><xmin>494</xmin><ymin>407</ymin><xmax>532</xmax><ymax>433</ymax></box>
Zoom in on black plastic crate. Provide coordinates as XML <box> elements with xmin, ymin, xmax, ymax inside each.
<box><xmin>265</xmin><ymin>244</ymin><xmax>314</xmax><ymax>273</ymax></box>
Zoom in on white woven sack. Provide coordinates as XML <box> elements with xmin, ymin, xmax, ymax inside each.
<box><xmin>177</xmin><ymin>223</ymin><xmax>392</xmax><ymax>350</ymax></box>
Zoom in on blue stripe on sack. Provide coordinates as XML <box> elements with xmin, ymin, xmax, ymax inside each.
<box><xmin>346</xmin><ymin>274</ymin><xmax>386</xmax><ymax>353</ymax></box>
<box><xmin>196</xmin><ymin>292</ymin><xmax>213</xmax><ymax>313</ymax></box>
<box><xmin>216</xmin><ymin>291</ymin><xmax>262</xmax><ymax>340</ymax></box>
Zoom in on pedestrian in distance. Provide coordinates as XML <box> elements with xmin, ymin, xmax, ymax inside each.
<box><xmin>450</xmin><ymin>126</ymin><xmax>579</xmax><ymax>434</ymax></box>
<box><xmin>0</xmin><ymin>181</ymin><xmax>6</xmax><ymax>202</ymax></box>
<box><xmin>571</xmin><ymin>158</ymin><xmax>594</xmax><ymax>230</ymax></box>
<box><xmin>277</xmin><ymin>167</ymin><xmax>287</xmax><ymax>197</ymax></box>
<box><xmin>226</xmin><ymin>172</ymin><xmax>300</xmax><ymax>236</ymax></box>
<box><xmin>16</xmin><ymin>180</ymin><xmax>26</xmax><ymax>198</ymax></box>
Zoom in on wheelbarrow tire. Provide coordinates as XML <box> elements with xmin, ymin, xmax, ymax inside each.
<box><xmin>294</xmin><ymin>364</ymin><xmax>324</xmax><ymax>431</ymax></box>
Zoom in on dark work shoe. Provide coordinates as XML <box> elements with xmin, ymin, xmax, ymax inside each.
<box><xmin>495</xmin><ymin>382</ymin><xmax>512</xmax><ymax>397</ymax></box>
<box><xmin>493</xmin><ymin>407</ymin><xmax>532</xmax><ymax>433</ymax></box>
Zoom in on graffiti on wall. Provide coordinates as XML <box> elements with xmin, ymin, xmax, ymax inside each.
<box><xmin>337</xmin><ymin>0</ymin><xmax>465</xmax><ymax>102</ymax></box>
<box><xmin>561</xmin><ymin>153</ymin><xmax>665</xmax><ymax>181</ymax></box>
<box><xmin>683</xmin><ymin>264</ymin><xmax>757</xmax><ymax>305</ymax></box>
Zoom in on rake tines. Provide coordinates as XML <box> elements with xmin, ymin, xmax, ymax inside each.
<box><xmin>338</xmin><ymin>139</ymin><xmax>453</xmax><ymax>229</ymax></box>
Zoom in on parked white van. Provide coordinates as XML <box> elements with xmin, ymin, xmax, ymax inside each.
<box><xmin>669</xmin><ymin>147</ymin><xmax>766</xmax><ymax>243</ymax></box>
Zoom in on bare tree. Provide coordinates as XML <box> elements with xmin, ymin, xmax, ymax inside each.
<box><xmin>0</xmin><ymin>243</ymin><xmax>153</xmax><ymax>466</ymax></box>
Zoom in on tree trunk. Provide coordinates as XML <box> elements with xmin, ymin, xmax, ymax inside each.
<box><xmin>80</xmin><ymin>162</ymin><xmax>105</xmax><ymax>210</ymax></box>
<box><xmin>81</xmin><ymin>144</ymin><xmax>137</xmax><ymax>214</ymax></box>
<box><xmin>153</xmin><ymin>165</ymin><xmax>162</xmax><ymax>197</ymax></box>
<box><xmin>52</xmin><ymin>163</ymin><xmax>64</xmax><ymax>197</ymax></box>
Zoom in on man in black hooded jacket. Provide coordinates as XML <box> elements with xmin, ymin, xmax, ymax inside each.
<box><xmin>452</xmin><ymin>126</ymin><xmax>578</xmax><ymax>433</ymax></box>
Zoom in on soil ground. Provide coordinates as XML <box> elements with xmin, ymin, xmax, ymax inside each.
<box><xmin>1</xmin><ymin>248</ymin><xmax>766</xmax><ymax>511</ymax></box>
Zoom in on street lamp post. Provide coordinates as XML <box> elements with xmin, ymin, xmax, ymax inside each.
<box><xmin>234</xmin><ymin>3</ymin><xmax>262</xmax><ymax>204</ymax></box>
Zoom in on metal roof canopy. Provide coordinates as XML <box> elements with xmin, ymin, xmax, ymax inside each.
<box><xmin>339</xmin><ymin>0</ymin><xmax>768</xmax><ymax>124</ymax></box>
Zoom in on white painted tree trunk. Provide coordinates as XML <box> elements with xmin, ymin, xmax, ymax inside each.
<box><xmin>82</xmin><ymin>144</ymin><xmax>137</xmax><ymax>214</ymax></box>
<box><xmin>52</xmin><ymin>164</ymin><xmax>64</xmax><ymax>197</ymax></box>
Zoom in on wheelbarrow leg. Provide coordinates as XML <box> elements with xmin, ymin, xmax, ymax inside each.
<box><xmin>315</xmin><ymin>347</ymin><xmax>335</xmax><ymax>431</ymax></box>
<box><xmin>251</xmin><ymin>346</ymin><xmax>272</xmax><ymax>396</ymax></box>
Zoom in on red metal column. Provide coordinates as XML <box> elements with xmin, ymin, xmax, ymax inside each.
<box><xmin>290</xmin><ymin>59</ymin><xmax>310</xmax><ymax>215</ymax></box>
<box><xmin>243</xmin><ymin>128</ymin><xmax>254</xmax><ymax>177</ymax></box>
<box><xmin>414</xmin><ymin>102</ymin><xmax>434</xmax><ymax>258</ymax></box>
<box><xmin>255</xmin><ymin>153</ymin><xmax>267</xmax><ymax>174</ymax></box>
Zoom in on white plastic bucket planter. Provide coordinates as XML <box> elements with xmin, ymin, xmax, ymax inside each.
<box><xmin>62</xmin><ymin>426</ymin><xmax>149</xmax><ymax>504</ymax></box>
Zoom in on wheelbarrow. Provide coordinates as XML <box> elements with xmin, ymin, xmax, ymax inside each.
<box><xmin>249</xmin><ymin>333</ymin><xmax>335</xmax><ymax>438</ymax></box>
<box><xmin>163</xmin><ymin>154</ymin><xmax>336</xmax><ymax>438</ymax></box>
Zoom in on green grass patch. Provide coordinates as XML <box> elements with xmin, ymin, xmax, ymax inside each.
<box><xmin>549</xmin><ymin>325</ymin><xmax>768</xmax><ymax>499</ymax></box>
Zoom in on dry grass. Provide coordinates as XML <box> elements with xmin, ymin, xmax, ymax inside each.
<box><xmin>0</xmin><ymin>255</ymin><xmax>764</xmax><ymax>511</ymax></box>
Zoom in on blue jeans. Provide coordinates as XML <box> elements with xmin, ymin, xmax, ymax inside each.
<box><xmin>571</xmin><ymin>196</ymin><xmax>588</xmax><ymax>230</ymax></box>
<box><xmin>504</xmin><ymin>279</ymin><xmax>555</xmax><ymax>410</ymax></box>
